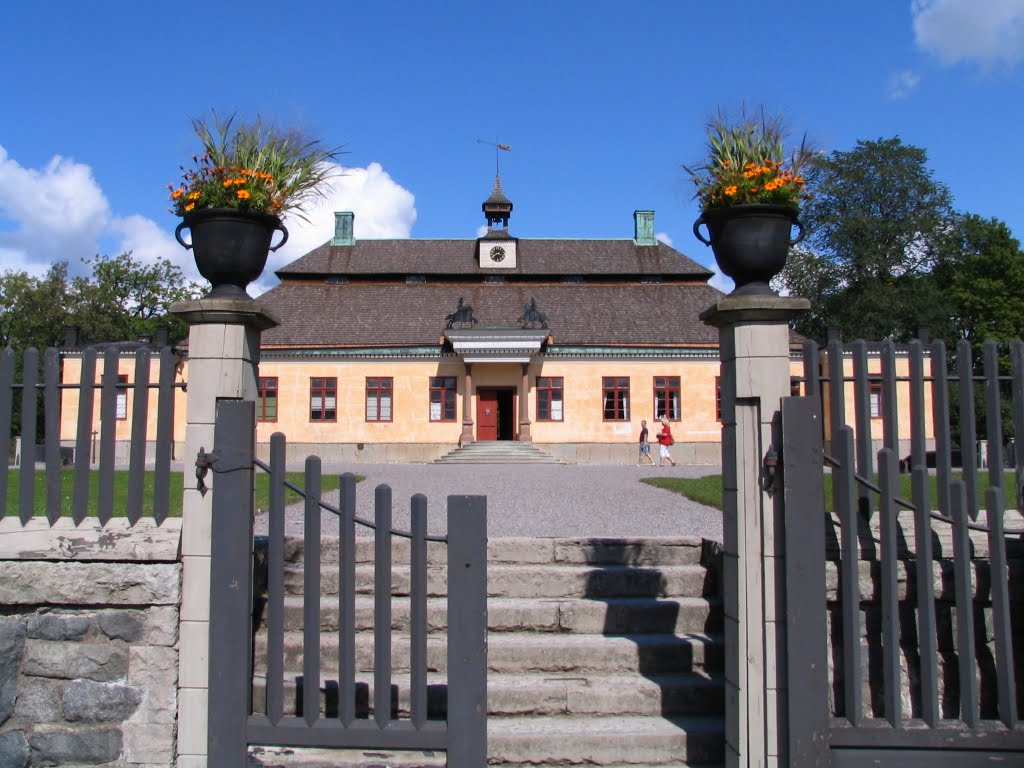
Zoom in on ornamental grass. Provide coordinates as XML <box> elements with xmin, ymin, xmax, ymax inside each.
<box><xmin>684</xmin><ymin>107</ymin><xmax>813</xmax><ymax>212</ymax></box>
<box><xmin>169</xmin><ymin>112</ymin><xmax>343</xmax><ymax>222</ymax></box>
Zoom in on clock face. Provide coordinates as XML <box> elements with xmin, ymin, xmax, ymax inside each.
<box><xmin>489</xmin><ymin>246</ymin><xmax>506</xmax><ymax>263</ymax></box>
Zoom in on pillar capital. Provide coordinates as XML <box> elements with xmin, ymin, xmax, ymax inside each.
<box><xmin>699</xmin><ymin>295</ymin><xmax>810</xmax><ymax>329</ymax></box>
<box><xmin>170</xmin><ymin>297</ymin><xmax>280</xmax><ymax>331</ymax></box>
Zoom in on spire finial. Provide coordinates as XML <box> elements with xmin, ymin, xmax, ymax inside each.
<box><xmin>477</xmin><ymin>138</ymin><xmax>511</xmax><ymax>176</ymax></box>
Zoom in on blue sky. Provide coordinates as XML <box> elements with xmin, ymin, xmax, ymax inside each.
<box><xmin>1</xmin><ymin>0</ymin><xmax>1022</xmax><ymax>294</ymax></box>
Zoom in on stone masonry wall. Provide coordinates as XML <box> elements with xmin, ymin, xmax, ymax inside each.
<box><xmin>0</xmin><ymin>561</ymin><xmax>180</xmax><ymax>768</ymax></box>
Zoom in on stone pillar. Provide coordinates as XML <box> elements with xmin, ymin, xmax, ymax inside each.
<box><xmin>170</xmin><ymin>297</ymin><xmax>278</xmax><ymax>768</ymax></box>
<box><xmin>700</xmin><ymin>294</ymin><xmax>808</xmax><ymax>768</ymax></box>
<box><xmin>518</xmin><ymin>362</ymin><xmax>532</xmax><ymax>442</ymax></box>
<box><xmin>460</xmin><ymin>362</ymin><xmax>474</xmax><ymax>446</ymax></box>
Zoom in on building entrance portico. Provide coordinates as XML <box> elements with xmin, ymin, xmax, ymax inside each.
<box><xmin>444</xmin><ymin>327</ymin><xmax>549</xmax><ymax>445</ymax></box>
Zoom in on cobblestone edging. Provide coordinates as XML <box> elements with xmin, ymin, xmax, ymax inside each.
<box><xmin>0</xmin><ymin>561</ymin><xmax>180</xmax><ymax>768</ymax></box>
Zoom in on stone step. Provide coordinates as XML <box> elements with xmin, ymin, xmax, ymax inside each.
<box><xmin>271</xmin><ymin>536</ymin><xmax>707</xmax><ymax>568</ymax></box>
<box><xmin>248</xmin><ymin>746</ymin><xmax>446</xmax><ymax>768</ymax></box>
<box><xmin>250</xmin><ymin>671</ymin><xmax>725</xmax><ymax>719</ymax></box>
<box><xmin>253</xmin><ymin>631</ymin><xmax>724</xmax><ymax>677</ymax></box>
<box><xmin>267</xmin><ymin>595</ymin><xmax>722</xmax><ymax>635</ymax></box>
<box><xmin>487</xmin><ymin>715</ymin><xmax>725</xmax><ymax>766</ymax></box>
<box><xmin>246</xmin><ymin>716</ymin><xmax>725</xmax><ymax>767</ymax></box>
<box><xmin>282</xmin><ymin>563</ymin><xmax>714</xmax><ymax>599</ymax></box>
<box><xmin>434</xmin><ymin>442</ymin><xmax>562</xmax><ymax>464</ymax></box>
<box><xmin>249</xmin><ymin>745</ymin><xmax>723</xmax><ymax>768</ymax></box>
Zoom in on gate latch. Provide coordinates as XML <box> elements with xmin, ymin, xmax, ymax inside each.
<box><xmin>761</xmin><ymin>446</ymin><xmax>779</xmax><ymax>496</ymax></box>
<box><xmin>194</xmin><ymin>446</ymin><xmax>252</xmax><ymax>496</ymax></box>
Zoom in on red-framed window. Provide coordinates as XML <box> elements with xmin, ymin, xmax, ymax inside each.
<box><xmin>869</xmin><ymin>382</ymin><xmax>883</xmax><ymax>419</ymax></box>
<box><xmin>116</xmin><ymin>374</ymin><xmax>129</xmax><ymax>420</ymax></box>
<box><xmin>310</xmin><ymin>377</ymin><xmax>337</xmax><ymax>422</ymax></box>
<box><xmin>257</xmin><ymin>377</ymin><xmax>278</xmax><ymax>422</ymax></box>
<box><xmin>429</xmin><ymin>376</ymin><xmax>457</xmax><ymax>421</ymax></box>
<box><xmin>366</xmin><ymin>377</ymin><xmax>393</xmax><ymax>422</ymax></box>
<box><xmin>653</xmin><ymin>376</ymin><xmax>681</xmax><ymax>421</ymax></box>
<box><xmin>536</xmin><ymin>376</ymin><xmax>563</xmax><ymax>421</ymax></box>
<box><xmin>602</xmin><ymin>377</ymin><xmax>630</xmax><ymax>421</ymax></box>
<box><xmin>715</xmin><ymin>376</ymin><xmax>722</xmax><ymax>422</ymax></box>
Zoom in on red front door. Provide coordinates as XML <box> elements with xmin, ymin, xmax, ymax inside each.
<box><xmin>477</xmin><ymin>389</ymin><xmax>498</xmax><ymax>441</ymax></box>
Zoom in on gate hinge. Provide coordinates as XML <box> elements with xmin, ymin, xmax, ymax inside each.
<box><xmin>195</xmin><ymin>446</ymin><xmax>253</xmax><ymax>496</ymax></box>
<box><xmin>761</xmin><ymin>446</ymin><xmax>779</xmax><ymax>496</ymax></box>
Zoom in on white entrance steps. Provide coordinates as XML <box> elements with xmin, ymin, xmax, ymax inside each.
<box><xmin>249</xmin><ymin>536</ymin><xmax>725</xmax><ymax>767</ymax></box>
<box><xmin>434</xmin><ymin>441</ymin><xmax>563</xmax><ymax>464</ymax></box>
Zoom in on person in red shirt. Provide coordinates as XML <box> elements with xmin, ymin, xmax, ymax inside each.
<box><xmin>656</xmin><ymin>417</ymin><xmax>676</xmax><ymax>466</ymax></box>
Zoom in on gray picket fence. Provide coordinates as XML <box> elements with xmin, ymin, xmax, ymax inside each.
<box><xmin>784</xmin><ymin>335</ymin><xmax>1024</xmax><ymax>765</ymax></box>
<box><xmin>205</xmin><ymin>400</ymin><xmax>488</xmax><ymax>767</ymax></box>
<box><xmin>0</xmin><ymin>344</ymin><xmax>181</xmax><ymax>525</ymax></box>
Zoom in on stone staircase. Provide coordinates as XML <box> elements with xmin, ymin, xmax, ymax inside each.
<box><xmin>434</xmin><ymin>440</ymin><xmax>562</xmax><ymax>464</ymax></box>
<box><xmin>249</xmin><ymin>537</ymin><xmax>725</xmax><ymax>767</ymax></box>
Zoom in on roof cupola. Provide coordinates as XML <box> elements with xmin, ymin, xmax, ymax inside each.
<box><xmin>482</xmin><ymin>175</ymin><xmax>513</xmax><ymax>230</ymax></box>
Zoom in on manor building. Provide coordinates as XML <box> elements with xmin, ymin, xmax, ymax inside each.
<box><xmin>247</xmin><ymin>179</ymin><xmax>731</xmax><ymax>463</ymax></box>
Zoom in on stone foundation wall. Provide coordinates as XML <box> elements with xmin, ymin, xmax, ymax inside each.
<box><xmin>0</xmin><ymin>561</ymin><xmax>181</xmax><ymax>768</ymax></box>
<box><xmin>262</xmin><ymin>440</ymin><xmax>723</xmax><ymax>465</ymax></box>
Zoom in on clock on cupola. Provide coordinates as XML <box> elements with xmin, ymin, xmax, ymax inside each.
<box><xmin>478</xmin><ymin>175</ymin><xmax>517</xmax><ymax>269</ymax></box>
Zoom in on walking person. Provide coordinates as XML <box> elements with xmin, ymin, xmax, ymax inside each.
<box><xmin>656</xmin><ymin>416</ymin><xmax>676</xmax><ymax>467</ymax></box>
<box><xmin>638</xmin><ymin>419</ymin><xmax>655</xmax><ymax>465</ymax></box>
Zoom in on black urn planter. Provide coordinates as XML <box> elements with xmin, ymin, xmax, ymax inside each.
<box><xmin>693</xmin><ymin>204</ymin><xmax>803</xmax><ymax>296</ymax></box>
<box><xmin>175</xmin><ymin>208</ymin><xmax>288</xmax><ymax>299</ymax></box>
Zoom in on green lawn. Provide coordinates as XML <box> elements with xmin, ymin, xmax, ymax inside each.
<box><xmin>641</xmin><ymin>470</ymin><xmax>1020</xmax><ymax>512</ymax></box>
<box><xmin>3</xmin><ymin>469</ymin><xmax>354</xmax><ymax>518</ymax></box>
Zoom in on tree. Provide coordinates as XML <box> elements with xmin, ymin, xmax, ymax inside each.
<box><xmin>0</xmin><ymin>252</ymin><xmax>204</xmax><ymax>351</ymax></box>
<box><xmin>0</xmin><ymin>263</ymin><xmax>73</xmax><ymax>350</ymax></box>
<box><xmin>934</xmin><ymin>214</ymin><xmax>1024</xmax><ymax>344</ymax></box>
<box><xmin>71</xmin><ymin>253</ymin><xmax>203</xmax><ymax>344</ymax></box>
<box><xmin>777</xmin><ymin>137</ymin><xmax>956</xmax><ymax>342</ymax></box>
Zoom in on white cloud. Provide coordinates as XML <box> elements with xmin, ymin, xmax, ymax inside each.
<box><xmin>912</xmin><ymin>0</ymin><xmax>1024</xmax><ymax>68</ymax></box>
<box><xmin>0</xmin><ymin>146</ymin><xmax>110</xmax><ymax>274</ymax></box>
<box><xmin>0</xmin><ymin>148</ymin><xmax>418</xmax><ymax>299</ymax></box>
<box><xmin>655</xmin><ymin>231</ymin><xmax>673</xmax><ymax>247</ymax></box>
<box><xmin>475</xmin><ymin>224</ymin><xmax>489</xmax><ymax>238</ymax></box>
<box><xmin>252</xmin><ymin>161</ymin><xmax>417</xmax><ymax>296</ymax></box>
<box><xmin>707</xmin><ymin>263</ymin><xmax>734</xmax><ymax>294</ymax></box>
<box><xmin>888</xmin><ymin>69</ymin><xmax>921</xmax><ymax>99</ymax></box>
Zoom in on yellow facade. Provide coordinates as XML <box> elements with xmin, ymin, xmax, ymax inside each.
<box><xmin>59</xmin><ymin>355</ymin><xmax>188</xmax><ymax>447</ymax></box>
<box><xmin>62</xmin><ymin>346</ymin><xmax>920</xmax><ymax>463</ymax></box>
<box><xmin>820</xmin><ymin>352</ymin><xmax>935</xmax><ymax>450</ymax></box>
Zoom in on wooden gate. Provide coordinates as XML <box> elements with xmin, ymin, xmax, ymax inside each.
<box><xmin>203</xmin><ymin>400</ymin><xmax>488</xmax><ymax>767</ymax></box>
<box><xmin>780</xmin><ymin>336</ymin><xmax>1024</xmax><ymax>766</ymax></box>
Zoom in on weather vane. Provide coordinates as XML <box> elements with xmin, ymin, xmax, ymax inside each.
<box><xmin>477</xmin><ymin>138</ymin><xmax>511</xmax><ymax>175</ymax></box>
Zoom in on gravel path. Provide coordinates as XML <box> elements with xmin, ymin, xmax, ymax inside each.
<box><xmin>254</xmin><ymin>463</ymin><xmax>722</xmax><ymax>542</ymax></box>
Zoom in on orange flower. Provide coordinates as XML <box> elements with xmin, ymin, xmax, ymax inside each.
<box><xmin>171</xmin><ymin>188</ymin><xmax>184</xmax><ymax>199</ymax></box>
<box><xmin>222</xmin><ymin>180</ymin><xmax>233</xmax><ymax>188</ymax></box>
<box><xmin>185</xmin><ymin>202</ymin><xmax>195</xmax><ymax>212</ymax></box>
<box><xmin>187</xmin><ymin>191</ymin><xmax>201</xmax><ymax>200</ymax></box>
<box><xmin>237</xmin><ymin>189</ymin><xmax>251</xmax><ymax>200</ymax></box>
<box><xmin>724</xmin><ymin>185</ymin><xmax>738</xmax><ymax>195</ymax></box>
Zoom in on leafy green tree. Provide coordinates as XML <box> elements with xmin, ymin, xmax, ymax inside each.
<box><xmin>934</xmin><ymin>214</ymin><xmax>1024</xmax><ymax>344</ymax></box>
<box><xmin>0</xmin><ymin>263</ymin><xmax>73</xmax><ymax>350</ymax></box>
<box><xmin>0</xmin><ymin>252</ymin><xmax>203</xmax><ymax>351</ymax></box>
<box><xmin>777</xmin><ymin>137</ymin><xmax>956</xmax><ymax>342</ymax></box>
<box><xmin>70</xmin><ymin>253</ymin><xmax>203</xmax><ymax>344</ymax></box>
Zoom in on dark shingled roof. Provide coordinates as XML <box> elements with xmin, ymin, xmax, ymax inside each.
<box><xmin>259</xmin><ymin>282</ymin><xmax>725</xmax><ymax>348</ymax></box>
<box><xmin>276</xmin><ymin>239</ymin><xmax>714</xmax><ymax>279</ymax></box>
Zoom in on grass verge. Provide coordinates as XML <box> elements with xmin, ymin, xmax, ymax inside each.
<box><xmin>4</xmin><ymin>469</ymin><xmax>359</xmax><ymax>518</ymax></box>
<box><xmin>642</xmin><ymin>470</ymin><xmax>1020</xmax><ymax>513</ymax></box>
